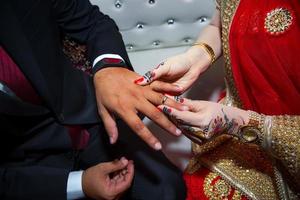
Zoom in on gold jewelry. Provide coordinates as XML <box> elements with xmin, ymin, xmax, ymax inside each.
<box><xmin>264</xmin><ymin>8</ymin><xmax>293</xmax><ymax>35</ymax></box>
<box><xmin>161</xmin><ymin>96</ymin><xmax>168</xmax><ymax>105</ymax></box>
<box><xmin>193</xmin><ymin>42</ymin><xmax>216</xmax><ymax>64</ymax></box>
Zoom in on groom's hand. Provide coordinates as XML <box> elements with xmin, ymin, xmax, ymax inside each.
<box><xmin>82</xmin><ymin>157</ymin><xmax>134</xmax><ymax>200</ymax></box>
<box><xmin>93</xmin><ymin>67</ymin><xmax>186</xmax><ymax>150</ymax></box>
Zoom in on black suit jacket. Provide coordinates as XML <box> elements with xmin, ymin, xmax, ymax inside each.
<box><xmin>0</xmin><ymin>0</ymin><xmax>132</xmax><ymax>199</ymax></box>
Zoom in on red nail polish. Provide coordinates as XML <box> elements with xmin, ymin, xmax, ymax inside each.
<box><xmin>167</xmin><ymin>108</ymin><xmax>172</xmax><ymax>113</ymax></box>
<box><xmin>180</xmin><ymin>98</ymin><xmax>184</xmax><ymax>103</ymax></box>
<box><xmin>157</xmin><ymin>107</ymin><xmax>163</xmax><ymax>112</ymax></box>
<box><xmin>134</xmin><ymin>77</ymin><xmax>144</xmax><ymax>84</ymax></box>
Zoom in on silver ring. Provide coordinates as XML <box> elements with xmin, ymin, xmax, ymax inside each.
<box><xmin>162</xmin><ymin>96</ymin><xmax>168</xmax><ymax>105</ymax></box>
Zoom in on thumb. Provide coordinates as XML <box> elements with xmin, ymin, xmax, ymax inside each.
<box><xmin>102</xmin><ymin>157</ymin><xmax>128</xmax><ymax>174</ymax></box>
<box><xmin>134</xmin><ymin>61</ymin><xmax>169</xmax><ymax>85</ymax></box>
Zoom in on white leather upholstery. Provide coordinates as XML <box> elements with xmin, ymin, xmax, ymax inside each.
<box><xmin>89</xmin><ymin>0</ymin><xmax>224</xmax><ymax>169</ymax></box>
<box><xmin>90</xmin><ymin>0</ymin><xmax>215</xmax><ymax>51</ymax></box>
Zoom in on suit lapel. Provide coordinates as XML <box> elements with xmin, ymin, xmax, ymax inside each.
<box><xmin>0</xmin><ymin>1</ymin><xmax>54</xmax><ymax>111</ymax></box>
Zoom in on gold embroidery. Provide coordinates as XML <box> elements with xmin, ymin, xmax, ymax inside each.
<box><xmin>269</xmin><ymin>115</ymin><xmax>300</xmax><ymax>189</ymax></box>
<box><xmin>62</xmin><ymin>37</ymin><xmax>92</xmax><ymax>73</ymax></box>
<box><xmin>199</xmin><ymin>139</ymin><xmax>279</xmax><ymax>200</ymax></box>
<box><xmin>264</xmin><ymin>8</ymin><xmax>293</xmax><ymax>35</ymax></box>
<box><xmin>204</xmin><ymin>172</ymin><xmax>243</xmax><ymax>200</ymax></box>
<box><xmin>221</xmin><ymin>0</ymin><xmax>243</xmax><ymax>108</ymax></box>
<box><xmin>215</xmin><ymin>0</ymin><xmax>221</xmax><ymax>10</ymax></box>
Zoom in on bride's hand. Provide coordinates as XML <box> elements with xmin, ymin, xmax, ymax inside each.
<box><xmin>134</xmin><ymin>48</ymin><xmax>211</xmax><ymax>95</ymax></box>
<box><xmin>158</xmin><ymin>98</ymin><xmax>250</xmax><ymax>140</ymax></box>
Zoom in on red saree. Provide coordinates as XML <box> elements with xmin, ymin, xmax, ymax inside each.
<box><xmin>184</xmin><ymin>0</ymin><xmax>300</xmax><ymax>199</ymax></box>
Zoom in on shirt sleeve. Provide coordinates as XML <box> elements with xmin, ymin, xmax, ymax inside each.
<box><xmin>67</xmin><ymin>171</ymin><xmax>85</xmax><ymax>200</ymax></box>
<box><xmin>92</xmin><ymin>54</ymin><xmax>127</xmax><ymax>74</ymax></box>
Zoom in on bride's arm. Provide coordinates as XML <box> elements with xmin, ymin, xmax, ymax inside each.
<box><xmin>185</xmin><ymin>9</ymin><xmax>222</xmax><ymax>74</ymax></box>
<box><xmin>254</xmin><ymin>114</ymin><xmax>300</xmax><ymax>183</ymax></box>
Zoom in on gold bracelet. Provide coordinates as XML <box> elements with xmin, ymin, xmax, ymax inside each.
<box><xmin>193</xmin><ymin>42</ymin><xmax>216</xmax><ymax>64</ymax></box>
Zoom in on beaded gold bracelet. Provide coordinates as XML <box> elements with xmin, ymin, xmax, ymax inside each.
<box><xmin>193</xmin><ymin>42</ymin><xmax>216</xmax><ymax>65</ymax></box>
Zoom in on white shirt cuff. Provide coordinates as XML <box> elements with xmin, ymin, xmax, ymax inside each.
<box><xmin>67</xmin><ymin>171</ymin><xmax>85</xmax><ymax>200</ymax></box>
<box><xmin>92</xmin><ymin>54</ymin><xmax>125</xmax><ymax>68</ymax></box>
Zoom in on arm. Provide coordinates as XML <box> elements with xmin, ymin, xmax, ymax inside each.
<box><xmin>0</xmin><ymin>166</ymin><xmax>69</xmax><ymax>200</ymax></box>
<box><xmin>186</xmin><ymin>9</ymin><xmax>222</xmax><ymax>74</ymax></box>
<box><xmin>51</xmin><ymin>0</ymin><xmax>132</xmax><ymax>70</ymax></box>
<box><xmin>52</xmin><ymin>0</ymin><xmax>186</xmax><ymax>149</ymax></box>
<box><xmin>0</xmin><ymin>159</ymin><xmax>134</xmax><ymax>200</ymax></box>
<box><xmin>159</xmin><ymin>98</ymin><xmax>300</xmax><ymax>189</ymax></box>
<box><xmin>254</xmin><ymin>114</ymin><xmax>300</xmax><ymax>188</ymax></box>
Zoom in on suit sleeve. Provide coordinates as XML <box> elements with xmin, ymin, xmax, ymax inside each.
<box><xmin>0</xmin><ymin>166</ymin><xmax>69</xmax><ymax>200</ymax></box>
<box><xmin>51</xmin><ymin>0</ymin><xmax>132</xmax><ymax>70</ymax></box>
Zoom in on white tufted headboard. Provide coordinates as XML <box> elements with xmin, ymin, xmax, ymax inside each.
<box><xmin>90</xmin><ymin>0</ymin><xmax>215</xmax><ymax>52</ymax></box>
<box><xmin>89</xmin><ymin>0</ymin><xmax>223</xmax><ymax>169</ymax></box>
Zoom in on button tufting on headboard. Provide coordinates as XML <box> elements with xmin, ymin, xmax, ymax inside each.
<box><xmin>90</xmin><ymin>0</ymin><xmax>215</xmax><ymax>51</ymax></box>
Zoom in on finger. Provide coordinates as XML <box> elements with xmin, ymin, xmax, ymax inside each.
<box><xmin>136</xmin><ymin>99</ymin><xmax>182</xmax><ymax>136</ymax></box>
<box><xmin>103</xmin><ymin>157</ymin><xmax>128</xmax><ymax>174</ymax></box>
<box><xmin>167</xmin><ymin>96</ymin><xmax>202</xmax><ymax>112</ymax></box>
<box><xmin>144</xmin><ymin>90</ymin><xmax>189</xmax><ymax>111</ymax></box>
<box><xmin>164</xmin><ymin>94</ymin><xmax>185</xmax><ymax>104</ymax></box>
<box><xmin>114</xmin><ymin>161</ymin><xmax>134</xmax><ymax>193</ymax></box>
<box><xmin>150</xmin><ymin>81</ymin><xmax>183</xmax><ymax>94</ymax></box>
<box><xmin>99</xmin><ymin>104</ymin><xmax>119</xmax><ymax>144</ymax></box>
<box><xmin>123</xmin><ymin>160</ymin><xmax>134</xmax><ymax>182</ymax></box>
<box><xmin>133</xmin><ymin>61</ymin><xmax>169</xmax><ymax>86</ymax></box>
<box><xmin>119</xmin><ymin>110</ymin><xmax>162</xmax><ymax>150</ymax></box>
<box><xmin>133</xmin><ymin>70</ymin><xmax>155</xmax><ymax>85</ymax></box>
<box><xmin>158</xmin><ymin>105</ymin><xmax>201</xmax><ymax>127</ymax></box>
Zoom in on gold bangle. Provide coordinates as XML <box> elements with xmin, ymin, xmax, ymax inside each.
<box><xmin>193</xmin><ymin>42</ymin><xmax>216</xmax><ymax>64</ymax></box>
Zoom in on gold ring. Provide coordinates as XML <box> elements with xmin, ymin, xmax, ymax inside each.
<box><xmin>162</xmin><ymin>96</ymin><xmax>168</xmax><ymax>105</ymax></box>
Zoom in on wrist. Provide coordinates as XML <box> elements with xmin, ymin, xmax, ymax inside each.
<box><xmin>185</xmin><ymin>47</ymin><xmax>210</xmax><ymax>75</ymax></box>
<box><xmin>237</xmin><ymin>111</ymin><xmax>266</xmax><ymax>143</ymax></box>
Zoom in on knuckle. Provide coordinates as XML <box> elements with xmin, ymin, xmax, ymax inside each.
<box><xmin>132</xmin><ymin>121</ymin><xmax>145</xmax><ymax>132</ymax></box>
<box><xmin>151</xmin><ymin>111</ymin><xmax>163</xmax><ymax>121</ymax></box>
<box><xmin>156</xmin><ymin>93</ymin><xmax>164</xmax><ymax>102</ymax></box>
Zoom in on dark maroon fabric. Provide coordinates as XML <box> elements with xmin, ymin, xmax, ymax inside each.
<box><xmin>0</xmin><ymin>47</ymin><xmax>41</xmax><ymax>104</ymax></box>
<box><xmin>68</xmin><ymin>126</ymin><xmax>90</xmax><ymax>149</ymax></box>
<box><xmin>0</xmin><ymin>46</ymin><xmax>90</xmax><ymax>149</ymax></box>
<box><xmin>0</xmin><ymin>46</ymin><xmax>41</xmax><ymax>104</ymax></box>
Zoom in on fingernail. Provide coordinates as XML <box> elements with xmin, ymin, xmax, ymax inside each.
<box><xmin>109</xmin><ymin>137</ymin><xmax>114</xmax><ymax>144</ymax></box>
<box><xmin>120</xmin><ymin>157</ymin><xmax>128</xmax><ymax>165</ymax></box>
<box><xmin>154</xmin><ymin>142</ymin><xmax>162</xmax><ymax>150</ymax></box>
<box><xmin>143</xmin><ymin>71</ymin><xmax>154</xmax><ymax>83</ymax></box>
<box><xmin>134</xmin><ymin>77</ymin><xmax>144</xmax><ymax>84</ymax></box>
<box><xmin>175</xmin><ymin>128</ymin><xmax>182</xmax><ymax>136</ymax></box>
<box><xmin>162</xmin><ymin>107</ymin><xmax>171</xmax><ymax>115</ymax></box>
<box><xmin>180</xmin><ymin>98</ymin><xmax>184</xmax><ymax>103</ymax></box>
<box><xmin>157</xmin><ymin>106</ymin><xmax>163</xmax><ymax>112</ymax></box>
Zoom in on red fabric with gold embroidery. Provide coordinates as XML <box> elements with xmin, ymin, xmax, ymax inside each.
<box><xmin>184</xmin><ymin>168</ymin><xmax>248</xmax><ymax>200</ymax></box>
